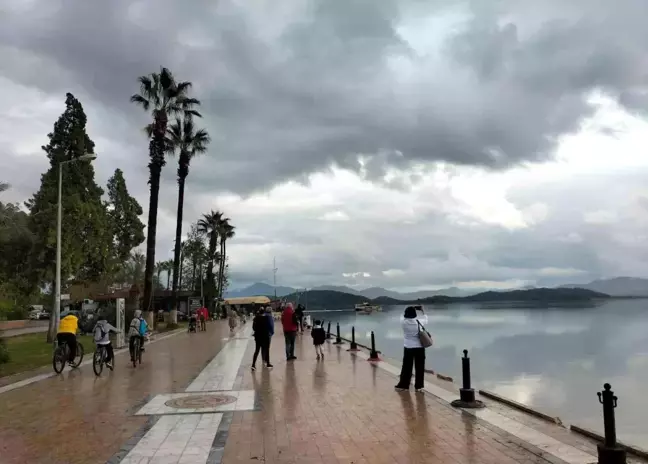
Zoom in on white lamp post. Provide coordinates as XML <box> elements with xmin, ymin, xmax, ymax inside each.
<box><xmin>52</xmin><ymin>153</ymin><xmax>97</xmax><ymax>338</ymax></box>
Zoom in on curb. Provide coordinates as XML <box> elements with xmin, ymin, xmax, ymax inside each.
<box><xmin>479</xmin><ymin>389</ymin><xmax>564</xmax><ymax>426</ymax></box>
<box><xmin>570</xmin><ymin>425</ymin><xmax>648</xmax><ymax>460</ymax></box>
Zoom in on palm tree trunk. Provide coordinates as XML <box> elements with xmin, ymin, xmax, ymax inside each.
<box><xmin>220</xmin><ymin>240</ymin><xmax>227</xmax><ymax>298</ymax></box>
<box><xmin>191</xmin><ymin>260</ymin><xmax>197</xmax><ymax>292</ymax></box>
<box><xmin>170</xmin><ymin>175</ymin><xmax>186</xmax><ymax>324</ymax></box>
<box><xmin>142</xmin><ymin>118</ymin><xmax>166</xmax><ymax>328</ymax></box>
<box><xmin>217</xmin><ymin>239</ymin><xmax>225</xmax><ymax>299</ymax></box>
<box><xmin>167</xmin><ymin>271</ymin><xmax>171</xmax><ymax>290</ymax></box>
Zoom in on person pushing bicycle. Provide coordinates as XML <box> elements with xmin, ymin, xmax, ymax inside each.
<box><xmin>57</xmin><ymin>310</ymin><xmax>79</xmax><ymax>364</ymax></box>
<box><xmin>93</xmin><ymin>311</ymin><xmax>120</xmax><ymax>370</ymax></box>
<box><xmin>128</xmin><ymin>310</ymin><xmax>148</xmax><ymax>362</ymax></box>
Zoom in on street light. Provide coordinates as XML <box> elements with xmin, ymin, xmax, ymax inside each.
<box><xmin>52</xmin><ymin>153</ymin><xmax>97</xmax><ymax>339</ymax></box>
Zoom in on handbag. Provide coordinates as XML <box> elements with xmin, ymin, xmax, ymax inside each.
<box><xmin>417</xmin><ymin>320</ymin><xmax>433</xmax><ymax>348</ymax></box>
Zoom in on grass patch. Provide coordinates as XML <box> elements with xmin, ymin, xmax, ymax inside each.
<box><xmin>156</xmin><ymin>321</ymin><xmax>187</xmax><ymax>333</ymax></box>
<box><xmin>0</xmin><ymin>332</ymin><xmax>96</xmax><ymax>378</ymax></box>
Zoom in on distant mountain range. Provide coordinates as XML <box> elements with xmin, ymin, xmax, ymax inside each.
<box><xmin>225</xmin><ymin>283</ymin><xmax>475</xmax><ymax>299</ymax></box>
<box><xmin>224</xmin><ymin>276</ymin><xmax>648</xmax><ymax>300</ymax></box>
<box><xmin>277</xmin><ymin>287</ymin><xmax>609</xmax><ymax>311</ymax></box>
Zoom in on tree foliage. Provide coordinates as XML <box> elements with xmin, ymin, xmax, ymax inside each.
<box><xmin>26</xmin><ymin>93</ymin><xmax>111</xmax><ymax>285</ymax></box>
<box><xmin>106</xmin><ymin>169</ymin><xmax>145</xmax><ymax>262</ymax></box>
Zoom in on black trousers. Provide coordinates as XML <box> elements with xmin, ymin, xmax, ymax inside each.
<box><xmin>397</xmin><ymin>347</ymin><xmax>425</xmax><ymax>389</ymax></box>
<box><xmin>252</xmin><ymin>338</ymin><xmax>270</xmax><ymax>366</ymax></box>
<box><xmin>129</xmin><ymin>335</ymin><xmax>144</xmax><ymax>359</ymax></box>
<box><xmin>99</xmin><ymin>343</ymin><xmax>114</xmax><ymax>363</ymax></box>
<box><xmin>57</xmin><ymin>333</ymin><xmax>77</xmax><ymax>361</ymax></box>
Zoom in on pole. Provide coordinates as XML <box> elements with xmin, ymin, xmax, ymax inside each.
<box><xmin>334</xmin><ymin>323</ymin><xmax>342</xmax><ymax>344</ymax></box>
<box><xmin>451</xmin><ymin>350</ymin><xmax>484</xmax><ymax>408</ymax></box>
<box><xmin>200</xmin><ymin>264</ymin><xmax>204</xmax><ymax>307</ymax></box>
<box><xmin>596</xmin><ymin>383</ymin><xmax>627</xmax><ymax>464</ymax></box>
<box><xmin>369</xmin><ymin>331</ymin><xmax>379</xmax><ymax>360</ymax></box>
<box><xmin>348</xmin><ymin>326</ymin><xmax>358</xmax><ymax>351</ymax></box>
<box><xmin>326</xmin><ymin>321</ymin><xmax>331</xmax><ymax>339</ymax></box>
<box><xmin>52</xmin><ymin>162</ymin><xmax>63</xmax><ymax>341</ymax></box>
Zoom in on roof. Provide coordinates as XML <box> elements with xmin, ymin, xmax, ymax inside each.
<box><xmin>223</xmin><ymin>296</ymin><xmax>271</xmax><ymax>305</ymax></box>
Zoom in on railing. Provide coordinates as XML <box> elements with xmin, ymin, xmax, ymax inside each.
<box><xmin>320</xmin><ymin>319</ymin><xmax>643</xmax><ymax>464</ymax></box>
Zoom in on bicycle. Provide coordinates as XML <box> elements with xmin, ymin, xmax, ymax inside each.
<box><xmin>93</xmin><ymin>344</ymin><xmax>113</xmax><ymax>376</ymax></box>
<box><xmin>52</xmin><ymin>339</ymin><xmax>85</xmax><ymax>374</ymax></box>
<box><xmin>130</xmin><ymin>337</ymin><xmax>143</xmax><ymax>368</ymax></box>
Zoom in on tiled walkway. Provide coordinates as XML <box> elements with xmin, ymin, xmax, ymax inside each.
<box><xmin>0</xmin><ymin>321</ymin><xmax>237</xmax><ymax>464</ymax></box>
<box><xmin>220</xmin><ymin>333</ymin><xmax>589</xmax><ymax>464</ymax></box>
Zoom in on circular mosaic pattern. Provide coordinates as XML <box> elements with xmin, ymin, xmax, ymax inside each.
<box><xmin>165</xmin><ymin>394</ymin><xmax>237</xmax><ymax>409</ymax></box>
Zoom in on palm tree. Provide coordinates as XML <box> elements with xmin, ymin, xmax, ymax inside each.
<box><xmin>197</xmin><ymin>210</ymin><xmax>223</xmax><ymax>311</ymax></box>
<box><xmin>217</xmin><ymin>220</ymin><xmax>235</xmax><ymax>300</ymax></box>
<box><xmin>167</xmin><ymin>116</ymin><xmax>210</xmax><ymax>323</ymax></box>
<box><xmin>155</xmin><ymin>261</ymin><xmax>164</xmax><ymax>289</ymax></box>
<box><xmin>130</xmin><ymin>67</ymin><xmax>201</xmax><ymax>324</ymax></box>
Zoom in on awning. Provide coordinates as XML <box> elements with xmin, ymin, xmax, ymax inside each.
<box><xmin>223</xmin><ymin>296</ymin><xmax>271</xmax><ymax>305</ymax></box>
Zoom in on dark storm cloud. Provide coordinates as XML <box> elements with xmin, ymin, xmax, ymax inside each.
<box><xmin>2</xmin><ymin>0</ymin><xmax>647</xmax><ymax>196</ymax></box>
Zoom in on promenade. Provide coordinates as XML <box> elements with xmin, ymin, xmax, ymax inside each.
<box><xmin>0</xmin><ymin>320</ymin><xmax>646</xmax><ymax>464</ymax></box>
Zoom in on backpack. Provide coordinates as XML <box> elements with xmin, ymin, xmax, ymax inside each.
<box><xmin>93</xmin><ymin>323</ymin><xmax>107</xmax><ymax>342</ymax></box>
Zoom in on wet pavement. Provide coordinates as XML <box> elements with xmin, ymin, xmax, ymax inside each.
<box><xmin>0</xmin><ymin>321</ymin><xmax>234</xmax><ymax>464</ymax></box>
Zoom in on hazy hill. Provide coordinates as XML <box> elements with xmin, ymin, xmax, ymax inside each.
<box><xmin>559</xmin><ymin>277</ymin><xmax>648</xmax><ymax>297</ymax></box>
<box><xmin>283</xmin><ymin>290</ymin><xmax>367</xmax><ymax>310</ymax></box>
<box><xmin>224</xmin><ymin>282</ymin><xmax>295</xmax><ymax>298</ymax></box>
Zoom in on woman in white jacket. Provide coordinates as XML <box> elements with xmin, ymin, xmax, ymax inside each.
<box><xmin>395</xmin><ymin>305</ymin><xmax>428</xmax><ymax>392</ymax></box>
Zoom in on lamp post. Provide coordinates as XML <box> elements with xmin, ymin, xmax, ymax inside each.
<box><xmin>52</xmin><ymin>153</ymin><xmax>97</xmax><ymax>341</ymax></box>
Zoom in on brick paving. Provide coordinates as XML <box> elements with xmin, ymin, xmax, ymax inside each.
<box><xmin>0</xmin><ymin>320</ymin><xmax>234</xmax><ymax>464</ymax></box>
<box><xmin>221</xmin><ymin>334</ymin><xmax>564</xmax><ymax>464</ymax></box>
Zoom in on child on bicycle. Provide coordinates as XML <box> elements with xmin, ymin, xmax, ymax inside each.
<box><xmin>93</xmin><ymin>312</ymin><xmax>120</xmax><ymax>370</ymax></box>
<box><xmin>57</xmin><ymin>310</ymin><xmax>79</xmax><ymax>364</ymax></box>
<box><xmin>128</xmin><ymin>310</ymin><xmax>148</xmax><ymax>362</ymax></box>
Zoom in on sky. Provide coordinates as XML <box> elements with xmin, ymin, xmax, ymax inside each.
<box><xmin>2</xmin><ymin>0</ymin><xmax>648</xmax><ymax>292</ymax></box>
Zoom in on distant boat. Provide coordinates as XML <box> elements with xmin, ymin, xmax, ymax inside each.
<box><xmin>355</xmin><ymin>302</ymin><xmax>381</xmax><ymax>314</ymax></box>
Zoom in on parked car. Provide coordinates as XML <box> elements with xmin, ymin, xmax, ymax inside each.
<box><xmin>29</xmin><ymin>310</ymin><xmax>50</xmax><ymax>320</ymax></box>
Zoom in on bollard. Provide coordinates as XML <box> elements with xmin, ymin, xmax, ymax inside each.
<box><xmin>368</xmin><ymin>331</ymin><xmax>380</xmax><ymax>361</ymax></box>
<box><xmin>333</xmin><ymin>323</ymin><xmax>343</xmax><ymax>344</ymax></box>
<box><xmin>326</xmin><ymin>321</ymin><xmax>331</xmax><ymax>339</ymax></box>
<box><xmin>347</xmin><ymin>326</ymin><xmax>359</xmax><ymax>351</ymax></box>
<box><xmin>451</xmin><ymin>350</ymin><xmax>484</xmax><ymax>409</ymax></box>
<box><xmin>596</xmin><ymin>383</ymin><xmax>627</xmax><ymax>464</ymax></box>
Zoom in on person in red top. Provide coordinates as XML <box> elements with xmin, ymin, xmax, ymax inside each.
<box><xmin>199</xmin><ymin>306</ymin><xmax>208</xmax><ymax>331</ymax></box>
<box><xmin>281</xmin><ymin>303</ymin><xmax>298</xmax><ymax>360</ymax></box>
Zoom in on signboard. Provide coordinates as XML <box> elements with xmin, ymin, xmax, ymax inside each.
<box><xmin>189</xmin><ymin>298</ymin><xmax>201</xmax><ymax>312</ymax></box>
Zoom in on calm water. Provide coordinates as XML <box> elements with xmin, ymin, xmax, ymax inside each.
<box><xmin>308</xmin><ymin>299</ymin><xmax>648</xmax><ymax>448</ymax></box>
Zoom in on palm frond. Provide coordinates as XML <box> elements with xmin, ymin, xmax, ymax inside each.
<box><xmin>130</xmin><ymin>94</ymin><xmax>150</xmax><ymax>110</ymax></box>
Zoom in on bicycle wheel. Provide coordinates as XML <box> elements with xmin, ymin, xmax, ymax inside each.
<box><xmin>52</xmin><ymin>346</ymin><xmax>66</xmax><ymax>374</ymax></box>
<box><xmin>131</xmin><ymin>338</ymin><xmax>139</xmax><ymax>368</ymax></box>
<box><xmin>71</xmin><ymin>342</ymin><xmax>85</xmax><ymax>368</ymax></box>
<box><xmin>92</xmin><ymin>347</ymin><xmax>105</xmax><ymax>376</ymax></box>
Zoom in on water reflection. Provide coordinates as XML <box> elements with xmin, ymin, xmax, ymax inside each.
<box><xmin>310</xmin><ymin>298</ymin><xmax>648</xmax><ymax>448</ymax></box>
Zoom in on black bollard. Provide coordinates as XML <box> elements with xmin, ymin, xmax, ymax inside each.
<box><xmin>333</xmin><ymin>322</ymin><xmax>343</xmax><ymax>344</ymax></box>
<box><xmin>368</xmin><ymin>331</ymin><xmax>379</xmax><ymax>360</ymax></box>
<box><xmin>451</xmin><ymin>350</ymin><xmax>484</xmax><ymax>408</ymax></box>
<box><xmin>326</xmin><ymin>321</ymin><xmax>331</xmax><ymax>339</ymax></box>
<box><xmin>596</xmin><ymin>383</ymin><xmax>627</xmax><ymax>464</ymax></box>
<box><xmin>347</xmin><ymin>326</ymin><xmax>359</xmax><ymax>351</ymax></box>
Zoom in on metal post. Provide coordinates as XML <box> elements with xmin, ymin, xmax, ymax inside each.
<box><xmin>52</xmin><ymin>162</ymin><xmax>63</xmax><ymax>341</ymax></box>
<box><xmin>596</xmin><ymin>383</ymin><xmax>627</xmax><ymax>464</ymax></box>
<box><xmin>326</xmin><ymin>321</ymin><xmax>331</xmax><ymax>339</ymax></box>
<box><xmin>451</xmin><ymin>350</ymin><xmax>484</xmax><ymax>408</ymax></box>
<box><xmin>333</xmin><ymin>323</ymin><xmax>343</xmax><ymax>344</ymax></box>
<box><xmin>369</xmin><ymin>331</ymin><xmax>379</xmax><ymax>360</ymax></box>
<box><xmin>348</xmin><ymin>326</ymin><xmax>358</xmax><ymax>351</ymax></box>
<box><xmin>115</xmin><ymin>298</ymin><xmax>125</xmax><ymax>349</ymax></box>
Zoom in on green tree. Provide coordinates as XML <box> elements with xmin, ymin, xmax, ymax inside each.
<box><xmin>130</xmin><ymin>67</ymin><xmax>201</xmax><ymax>324</ymax></box>
<box><xmin>26</xmin><ymin>93</ymin><xmax>111</xmax><ymax>341</ymax></box>
<box><xmin>106</xmin><ymin>169</ymin><xmax>145</xmax><ymax>263</ymax></box>
<box><xmin>182</xmin><ymin>224</ymin><xmax>207</xmax><ymax>293</ymax></box>
<box><xmin>166</xmin><ymin>116</ymin><xmax>210</xmax><ymax>323</ymax></box>
<box><xmin>197</xmin><ymin>211</ymin><xmax>223</xmax><ymax>311</ymax></box>
<box><xmin>115</xmin><ymin>251</ymin><xmax>145</xmax><ymax>286</ymax></box>
<box><xmin>217</xmin><ymin>220</ymin><xmax>235</xmax><ymax>300</ymax></box>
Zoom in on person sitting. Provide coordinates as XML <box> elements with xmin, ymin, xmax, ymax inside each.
<box><xmin>128</xmin><ymin>310</ymin><xmax>147</xmax><ymax>361</ymax></box>
<box><xmin>57</xmin><ymin>310</ymin><xmax>79</xmax><ymax>364</ymax></box>
<box><xmin>93</xmin><ymin>312</ymin><xmax>120</xmax><ymax>370</ymax></box>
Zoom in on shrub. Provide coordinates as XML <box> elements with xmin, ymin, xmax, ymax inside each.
<box><xmin>0</xmin><ymin>336</ymin><xmax>9</xmax><ymax>364</ymax></box>
<box><xmin>164</xmin><ymin>322</ymin><xmax>180</xmax><ymax>331</ymax></box>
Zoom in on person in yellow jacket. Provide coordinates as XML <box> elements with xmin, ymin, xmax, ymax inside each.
<box><xmin>57</xmin><ymin>311</ymin><xmax>79</xmax><ymax>363</ymax></box>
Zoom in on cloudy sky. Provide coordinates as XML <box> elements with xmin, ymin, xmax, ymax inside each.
<box><xmin>2</xmin><ymin>0</ymin><xmax>648</xmax><ymax>292</ymax></box>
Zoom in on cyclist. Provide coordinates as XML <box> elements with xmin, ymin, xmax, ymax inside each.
<box><xmin>128</xmin><ymin>310</ymin><xmax>148</xmax><ymax>362</ymax></box>
<box><xmin>57</xmin><ymin>310</ymin><xmax>79</xmax><ymax>364</ymax></box>
<box><xmin>93</xmin><ymin>312</ymin><xmax>120</xmax><ymax>370</ymax></box>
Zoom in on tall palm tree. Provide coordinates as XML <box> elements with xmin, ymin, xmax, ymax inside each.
<box><xmin>165</xmin><ymin>259</ymin><xmax>174</xmax><ymax>290</ymax></box>
<box><xmin>217</xmin><ymin>220</ymin><xmax>235</xmax><ymax>300</ymax></box>
<box><xmin>167</xmin><ymin>116</ymin><xmax>210</xmax><ymax>323</ymax></box>
<box><xmin>155</xmin><ymin>261</ymin><xmax>164</xmax><ymax>289</ymax></box>
<box><xmin>130</xmin><ymin>67</ymin><xmax>201</xmax><ymax>323</ymax></box>
<box><xmin>197</xmin><ymin>210</ymin><xmax>223</xmax><ymax>311</ymax></box>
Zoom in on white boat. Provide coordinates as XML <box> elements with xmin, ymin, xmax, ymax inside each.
<box><xmin>354</xmin><ymin>302</ymin><xmax>381</xmax><ymax>313</ymax></box>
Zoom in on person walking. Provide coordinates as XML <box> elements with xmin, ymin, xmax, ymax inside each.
<box><xmin>395</xmin><ymin>306</ymin><xmax>430</xmax><ymax>392</ymax></box>
<box><xmin>265</xmin><ymin>306</ymin><xmax>275</xmax><ymax>360</ymax></box>
<box><xmin>281</xmin><ymin>302</ymin><xmax>298</xmax><ymax>360</ymax></box>
<box><xmin>311</xmin><ymin>319</ymin><xmax>326</xmax><ymax>360</ymax></box>
<box><xmin>295</xmin><ymin>304</ymin><xmax>305</xmax><ymax>333</ymax></box>
<box><xmin>251</xmin><ymin>308</ymin><xmax>273</xmax><ymax>370</ymax></box>
<box><xmin>227</xmin><ymin>306</ymin><xmax>238</xmax><ymax>335</ymax></box>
